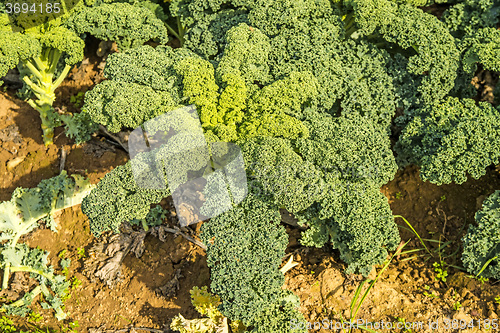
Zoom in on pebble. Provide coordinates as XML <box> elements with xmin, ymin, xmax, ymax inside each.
<box><xmin>6</xmin><ymin>156</ymin><xmax>25</xmax><ymax>171</ymax></box>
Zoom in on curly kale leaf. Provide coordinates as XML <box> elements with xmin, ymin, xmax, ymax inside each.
<box><xmin>241</xmin><ymin>137</ymin><xmax>323</xmax><ymax>213</ymax></box>
<box><xmin>0</xmin><ymin>235</ymin><xmax>73</xmax><ymax>319</ymax></box>
<box><xmin>462</xmin><ymin>190</ymin><xmax>500</xmax><ymax>279</ymax></box>
<box><xmin>200</xmin><ymin>193</ymin><xmax>288</xmax><ymax>327</ymax></box>
<box><xmin>449</xmin><ymin>27</ymin><xmax>500</xmax><ymax>99</ymax></box>
<box><xmin>460</xmin><ymin>27</ymin><xmax>500</xmax><ymax>73</ymax></box>
<box><xmin>375</xmin><ymin>4</ymin><xmax>460</xmax><ymax>105</ymax></box>
<box><xmin>171</xmin><ymin>0</ymin><xmax>453</xmax><ymax>123</ymax></box>
<box><xmin>0</xmin><ymin>15</ymin><xmax>40</xmax><ymax>83</ymax></box>
<box><xmin>215</xmin><ymin>22</ymin><xmax>273</xmax><ymax>87</ymax></box>
<box><xmin>250</xmin><ymin>291</ymin><xmax>307</xmax><ymax>333</ymax></box>
<box><xmin>396</xmin><ymin>97</ymin><xmax>500</xmax><ymax>185</ymax></box>
<box><xmin>1</xmin><ymin>14</ymin><xmax>85</xmax><ymax>145</ymax></box>
<box><xmin>66</xmin><ymin>2</ymin><xmax>168</xmax><ymax>50</ymax></box>
<box><xmin>298</xmin><ymin>181</ymin><xmax>400</xmax><ymax>277</ymax></box>
<box><xmin>443</xmin><ymin>0</ymin><xmax>500</xmax><ymax>37</ymax></box>
<box><xmin>297</xmin><ymin>112</ymin><xmax>397</xmax><ymax>188</ymax></box>
<box><xmin>81</xmin><ymin>162</ymin><xmax>170</xmax><ymax>237</ymax></box>
<box><xmin>82</xmin><ymin>80</ymin><xmax>181</xmax><ymax>133</ymax></box>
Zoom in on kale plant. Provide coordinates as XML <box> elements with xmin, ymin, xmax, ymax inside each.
<box><xmin>0</xmin><ymin>172</ymin><xmax>94</xmax><ymax>319</ymax></box>
<box><xmin>396</xmin><ymin>97</ymin><xmax>500</xmax><ymax>185</ymax></box>
<box><xmin>77</xmin><ymin>0</ymin><xmax>500</xmax><ymax>330</ymax></box>
<box><xmin>0</xmin><ymin>11</ymin><xmax>96</xmax><ymax>145</ymax></box>
<box><xmin>462</xmin><ymin>191</ymin><xmax>500</xmax><ymax>280</ymax></box>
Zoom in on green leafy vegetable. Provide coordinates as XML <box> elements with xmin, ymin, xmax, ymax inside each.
<box><xmin>0</xmin><ymin>172</ymin><xmax>94</xmax><ymax>320</ymax></box>
<box><xmin>0</xmin><ymin>12</ymin><xmax>95</xmax><ymax>145</ymax></box>
<box><xmin>66</xmin><ymin>2</ymin><xmax>169</xmax><ymax>50</ymax></box>
<box><xmin>396</xmin><ymin>97</ymin><xmax>500</xmax><ymax>185</ymax></box>
<box><xmin>462</xmin><ymin>191</ymin><xmax>500</xmax><ymax>280</ymax></box>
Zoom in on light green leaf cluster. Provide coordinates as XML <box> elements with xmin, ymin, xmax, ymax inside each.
<box><xmin>171</xmin><ymin>286</ymin><xmax>246</xmax><ymax>333</ymax></box>
<box><xmin>29</xmin><ymin>25</ymin><xmax>85</xmax><ymax>66</ymax></box>
<box><xmin>82</xmin><ymin>25</ymin><xmax>318</xmax><ymax>140</ymax></box>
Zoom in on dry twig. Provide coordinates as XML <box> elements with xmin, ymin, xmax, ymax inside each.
<box><xmin>59</xmin><ymin>148</ymin><xmax>67</xmax><ymax>172</ymax></box>
<box><xmin>152</xmin><ymin>225</ymin><xmax>207</xmax><ymax>250</ymax></box>
<box><xmin>99</xmin><ymin>125</ymin><xmax>129</xmax><ymax>153</ymax></box>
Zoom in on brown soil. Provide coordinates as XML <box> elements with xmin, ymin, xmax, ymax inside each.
<box><xmin>1</xmin><ymin>54</ymin><xmax>500</xmax><ymax>333</ymax></box>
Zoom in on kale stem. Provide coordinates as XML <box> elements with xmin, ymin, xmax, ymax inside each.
<box><xmin>345</xmin><ymin>25</ymin><xmax>358</xmax><ymax>38</ymax></box>
<box><xmin>141</xmin><ymin>219</ymin><xmax>149</xmax><ymax>232</ymax></box>
<box><xmin>47</xmin><ymin>49</ymin><xmax>62</xmax><ymax>75</ymax></box>
<box><xmin>177</xmin><ymin>17</ymin><xmax>185</xmax><ymax>47</ymax></box>
<box><xmin>10</xmin><ymin>266</ymin><xmax>56</xmax><ymax>283</ymax></box>
<box><xmin>52</xmin><ymin>64</ymin><xmax>71</xmax><ymax>91</ymax></box>
<box><xmin>33</xmin><ymin>57</ymin><xmax>47</xmax><ymax>72</ymax></box>
<box><xmin>2</xmin><ymin>263</ymin><xmax>10</xmax><ymax>290</ymax></box>
<box><xmin>164</xmin><ymin>22</ymin><xmax>181</xmax><ymax>41</ymax></box>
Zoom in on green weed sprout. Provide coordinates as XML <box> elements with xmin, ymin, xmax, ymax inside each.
<box><xmin>433</xmin><ymin>261</ymin><xmax>448</xmax><ymax>283</ymax></box>
<box><xmin>338</xmin><ymin>240</ymin><xmax>409</xmax><ymax>333</ymax></box>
